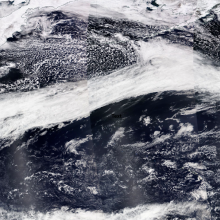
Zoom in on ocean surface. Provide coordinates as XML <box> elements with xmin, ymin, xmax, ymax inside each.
<box><xmin>0</xmin><ymin>0</ymin><xmax>220</xmax><ymax>219</ymax></box>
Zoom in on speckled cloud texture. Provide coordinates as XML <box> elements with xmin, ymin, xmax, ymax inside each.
<box><xmin>0</xmin><ymin>0</ymin><xmax>220</xmax><ymax>220</ymax></box>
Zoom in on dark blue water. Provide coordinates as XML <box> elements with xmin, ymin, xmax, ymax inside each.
<box><xmin>0</xmin><ymin>91</ymin><xmax>219</xmax><ymax>217</ymax></box>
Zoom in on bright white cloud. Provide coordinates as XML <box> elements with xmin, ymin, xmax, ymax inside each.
<box><xmin>0</xmin><ymin>201</ymin><xmax>211</xmax><ymax>220</ymax></box>
<box><xmin>0</xmin><ymin>81</ymin><xmax>90</xmax><ymax>139</ymax></box>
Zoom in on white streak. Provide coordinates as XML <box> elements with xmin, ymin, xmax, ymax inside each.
<box><xmin>88</xmin><ymin>39</ymin><xmax>194</xmax><ymax>112</ymax></box>
<box><xmin>0</xmin><ymin>202</ymin><xmax>211</xmax><ymax>220</ymax></box>
<box><xmin>176</xmin><ymin>123</ymin><xmax>194</xmax><ymax>136</ymax></box>
<box><xmin>65</xmin><ymin>135</ymin><xmax>92</xmax><ymax>154</ymax></box>
<box><xmin>0</xmin><ymin>81</ymin><xmax>90</xmax><ymax>139</ymax></box>
<box><xmin>108</xmin><ymin>127</ymin><xmax>125</xmax><ymax>147</ymax></box>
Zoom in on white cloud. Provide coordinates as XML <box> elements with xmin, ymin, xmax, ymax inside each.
<box><xmin>65</xmin><ymin>135</ymin><xmax>92</xmax><ymax>154</ymax></box>
<box><xmin>88</xmin><ymin>39</ymin><xmax>194</xmax><ymax>111</ymax></box>
<box><xmin>0</xmin><ymin>201</ymin><xmax>211</xmax><ymax>220</ymax></box>
<box><xmin>176</xmin><ymin>123</ymin><xmax>194</xmax><ymax>136</ymax></box>
<box><xmin>0</xmin><ymin>81</ymin><xmax>90</xmax><ymax>139</ymax></box>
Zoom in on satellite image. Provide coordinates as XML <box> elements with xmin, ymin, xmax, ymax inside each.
<box><xmin>0</xmin><ymin>0</ymin><xmax>220</xmax><ymax>219</ymax></box>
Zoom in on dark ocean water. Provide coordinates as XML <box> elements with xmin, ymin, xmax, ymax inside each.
<box><xmin>0</xmin><ymin>91</ymin><xmax>219</xmax><ymax>219</ymax></box>
<box><xmin>1</xmin><ymin>1</ymin><xmax>220</xmax><ymax>219</ymax></box>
